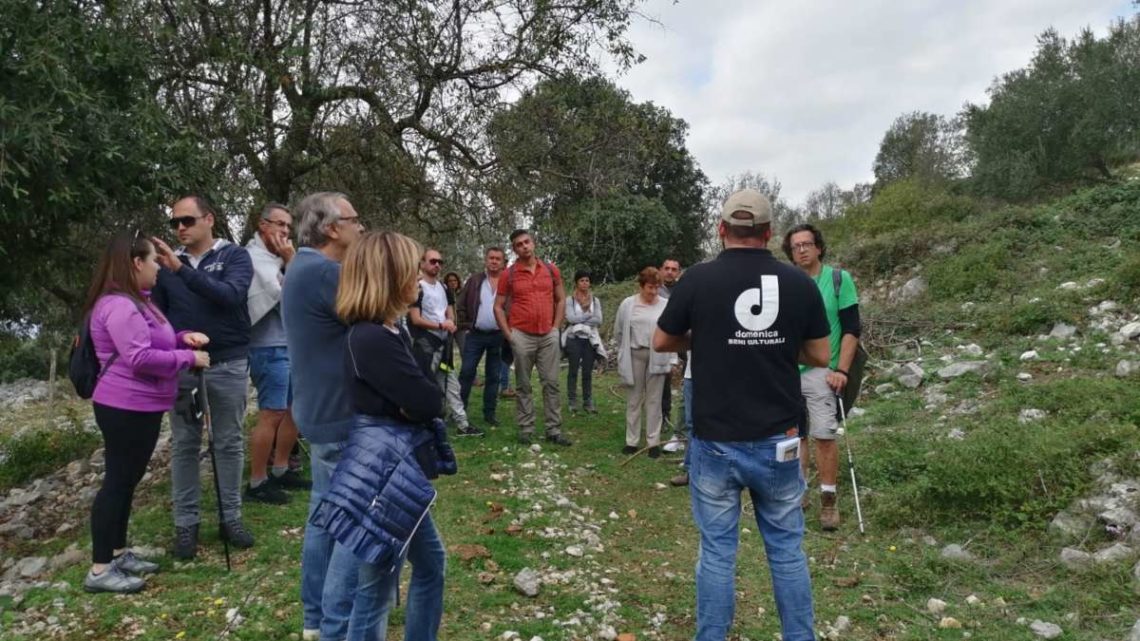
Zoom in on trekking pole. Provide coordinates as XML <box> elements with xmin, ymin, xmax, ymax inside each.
<box><xmin>197</xmin><ymin>368</ymin><xmax>232</xmax><ymax>571</ymax></box>
<box><xmin>836</xmin><ymin>395</ymin><xmax>866</xmax><ymax>534</ymax></box>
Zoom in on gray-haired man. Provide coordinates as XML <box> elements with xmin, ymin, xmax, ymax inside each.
<box><xmin>280</xmin><ymin>192</ymin><xmax>366</xmax><ymax>640</ymax></box>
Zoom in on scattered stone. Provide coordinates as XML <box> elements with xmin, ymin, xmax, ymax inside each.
<box><xmin>1085</xmin><ymin>278</ymin><xmax>1106</xmax><ymax>289</ymax></box>
<box><xmin>565</xmin><ymin>545</ymin><xmax>584</xmax><ymax>558</ymax></box>
<box><xmin>938</xmin><ymin>617</ymin><xmax>962</xmax><ymax>629</ymax></box>
<box><xmin>1050</xmin><ymin>510</ymin><xmax>1094</xmax><ymax>540</ymax></box>
<box><xmin>895</xmin><ymin>363</ymin><xmax>924</xmax><ymax>389</ymax></box>
<box><xmin>1017</xmin><ymin>372</ymin><xmax>1033</xmax><ymax>382</ymax></box>
<box><xmin>477</xmin><ymin>571</ymin><xmax>495</xmax><ymax>585</ymax></box>
<box><xmin>1057</xmin><ymin>282</ymin><xmax>1079</xmax><ymax>291</ymax></box>
<box><xmin>499</xmin><ymin>632</ymin><xmax>520</xmax><ymax>641</ymax></box>
<box><xmin>1020</xmin><ymin>350</ymin><xmax>1039</xmax><ymax>361</ymax></box>
<box><xmin>947</xmin><ymin>428</ymin><xmax>966</xmax><ymax>440</ymax></box>
<box><xmin>1019</xmin><ymin>408</ymin><xmax>1047</xmax><ymax>423</ymax></box>
<box><xmin>937</xmin><ymin>361</ymin><xmax>989</xmax><ymax>380</ymax></box>
<box><xmin>512</xmin><ymin>568</ymin><xmax>541</xmax><ymax>597</ymax></box>
<box><xmin>1120</xmin><ymin>322</ymin><xmax>1140</xmax><ymax>340</ymax></box>
<box><xmin>1099</xmin><ymin>505</ymin><xmax>1139</xmax><ymax>528</ymax></box>
<box><xmin>6</xmin><ymin>488</ymin><xmax>44</xmax><ymax>507</ymax></box>
<box><xmin>48</xmin><ymin>546</ymin><xmax>84</xmax><ymax>571</ymax></box>
<box><xmin>874</xmin><ymin>383</ymin><xmax>895</xmax><ymax>395</ymax></box>
<box><xmin>893</xmin><ymin>277</ymin><xmax>927</xmax><ymax>303</ymax></box>
<box><xmin>1130</xmin><ymin>618</ymin><xmax>1140</xmax><ymax>641</ymax></box>
<box><xmin>993</xmin><ymin>596</ymin><xmax>1007</xmax><ymax>608</ymax></box>
<box><xmin>926</xmin><ymin>597</ymin><xmax>947</xmax><ymax>614</ymax></box>
<box><xmin>13</xmin><ymin>557</ymin><xmax>47</xmax><ymax>579</ymax></box>
<box><xmin>1117</xmin><ymin>360</ymin><xmax>1139</xmax><ymax>378</ymax></box>
<box><xmin>965</xmin><ymin>594</ymin><xmax>982</xmax><ymax>606</ymax></box>
<box><xmin>959</xmin><ymin>344</ymin><xmax>984</xmax><ymax>357</ymax></box>
<box><xmin>597</xmin><ymin>626</ymin><xmax>617</xmax><ymax>641</ymax></box>
<box><xmin>1060</xmin><ymin>547</ymin><xmax>1092</xmax><ymax>571</ymax></box>
<box><xmin>1093</xmin><ymin>543</ymin><xmax>1133</xmax><ymax>565</ymax></box>
<box><xmin>1049</xmin><ymin>323</ymin><xmax>1077</xmax><ymax>340</ymax></box>
<box><xmin>1029</xmin><ymin>620</ymin><xmax>1062</xmax><ymax>639</ymax></box>
<box><xmin>941</xmin><ymin>544</ymin><xmax>973</xmax><ymax>561</ymax></box>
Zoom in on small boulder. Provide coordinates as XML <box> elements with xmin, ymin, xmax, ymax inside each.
<box><xmin>1018</xmin><ymin>408</ymin><xmax>1047</xmax><ymax>423</ymax></box>
<box><xmin>926</xmin><ymin>597</ymin><xmax>947</xmax><ymax>614</ymax></box>
<box><xmin>1049</xmin><ymin>323</ymin><xmax>1077</xmax><ymax>340</ymax></box>
<box><xmin>895</xmin><ymin>363</ymin><xmax>925</xmax><ymax>389</ymax></box>
<box><xmin>1019</xmin><ymin>350</ymin><xmax>1039</xmax><ymax>361</ymax></box>
<box><xmin>1117</xmin><ymin>360</ymin><xmax>1138</xmax><ymax>378</ymax></box>
<box><xmin>1120</xmin><ymin>321</ymin><xmax>1140</xmax><ymax>340</ymax></box>
<box><xmin>513</xmin><ymin>568</ymin><xmax>541</xmax><ymax>597</ymax></box>
<box><xmin>894</xmin><ymin>277</ymin><xmax>927</xmax><ymax>303</ymax></box>
<box><xmin>14</xmin><ymin>556</ymin><xmax>47</xmax><ymax>579</ymax></box>
<box><xmin>938</xmin><ymin>617</ymin><xmax>961</xmax><ymax>629</ymax></box>
<box><xmin>1029</xmin><ymin>620</ymin><xmax>1062</xmax><ymax>639</ymax></box>
<box><xmin>1093</xmin><ymin>542</ymin><xmax>1133</xmax><ymax>565</ymax></box>
<box><xmin>1060</xmin><ymin>547</ymin><xmax>1092</xmax><ymax>571</ymax></box>
<box><xmin>959</xmin><ymin>343</ymin><xmax>984</xmax><ymax>357</ymax></box>
<box><xmin>941</xmin><ymin>544</ymin><xmax>973</xmax><ymax>561</ymax></box>
<box><xmin>1049</xmin><ymin>510</ymin><xmax>1094</xmax><ymax>540</ymax></box>
<box><xmin>937</xmin><ymin>361</ymin><xmax>990</xmax><ymax>380</ymax></box>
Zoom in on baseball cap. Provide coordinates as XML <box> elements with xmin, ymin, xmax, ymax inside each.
<box><xmin>721</xmin><ymin>189</ymin><xmax>772</xmax><ymax>226</ymax></box>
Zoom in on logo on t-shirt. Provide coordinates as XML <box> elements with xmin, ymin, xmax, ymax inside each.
<box><xmin>729</xmin><ymin>275</ymin><xmax>786</xmax><ymax>346</ymax></box>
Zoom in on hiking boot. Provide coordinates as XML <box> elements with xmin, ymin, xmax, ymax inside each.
<box><xmin>112</xmin><ymin>550</ymin><xmax>159</xmax><ymax>576</ymax></box>
<box><xmin>647</xmin><ymin>446</ymin><xmax>661</xmax><ymax>459</ymax></box>
<box><xmin>272</xmin><ymin>469</ymin><xmax>312</xmax><ymax>490</ymax></box>
<box><xmin>545</xmin><ymin>433</ymin><xmax>573</xmax><ymax>447</ymax></box>
<box><xmin>483</xmin><ymin>415</ymin><xmax>500</xmax><ymax>427</ymax></box>
<box><xmin>501</xmin><ymin>388</ymin><xmax>517</xmax><ymax>399</ymax></box>
<box><xmin>568</xmin><ymin>399</ymin><xmax>579</xmax><ymax>414</ymax></box>
<box><xmin>584</xmin><ymin>399</ymin><xmax>597</xmax><ymax>414</ymax></box>
<box><xmin>621</xmin><ymin>445</ymin><xmax>637</xmax><ymax>455</ymax></box>
<box><xmin>670</xmin><ymin>472</ymin><xmax>689</xmax><ymax>487</ymax></box>
<box><xmin>457</xmin><ymin>424</ymin><xmax>486</xmax><ymax>437</ymax></box>
<box><xmin>221</xmin><ymin>519</ymin><xmax>256</xmax><ymax>549</ymax></box>
<box><xmin>84</xmin><ymin>565</ymin><xmax>145</xmax><ymax>594</ymax></box>
<box><xmin>820</xmin><ymin>491</ymin><xmax>840</xmax><ymax>531</ymax></box>
<box><xmin>245</xmin><ymin>480</ymin><xmax>290</xmax><ymax>505</ymax></box>
<box><xmin>517</xmin><ymin>433</ymin><xmax>533</xmax><ymax>445</ymax></box>
<box><xmin>173</xmin><ymin>524</ymin><xmax>198</xmax><ymax>560</ymax></box>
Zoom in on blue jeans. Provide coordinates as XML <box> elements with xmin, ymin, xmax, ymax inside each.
<box><xmin>301</xmin><ymin>441</ymin><xmax>352</xmax><ymax>632</ymax></box>
<box><xmin>458</xmin><ymin>330</ymin><xmax>501</xmax><ymax>420</ymax></box>
<box><xmin>689</xmin><ymin>435</ymin><xmax>814</xmax><ymax>641</ymax></box>
<box><xmin>320</xmin><ymin>513</ymin><xmax>446</xmax><ymax>641</ymax></box>
<box><xmin>682</xmin><ymin>379</ymin><xmax>693</xmax><ymax>468</ymax></box>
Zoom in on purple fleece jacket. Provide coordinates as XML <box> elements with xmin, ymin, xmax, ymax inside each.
<box><xmin>90</xmin><ymin>293</ymin><xmax>197</xmax><ymax>412</ymax></box>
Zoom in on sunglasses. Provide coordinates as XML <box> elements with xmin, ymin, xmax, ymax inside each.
<box><xmin>428</xmin><ymin>258</ymin><xmax>444</xmax><ymax>266</ymax></box>
<box><xmin>168</xmin><ymin>215</ymin><xmax>203</xmax><ymax>230</ymax></box>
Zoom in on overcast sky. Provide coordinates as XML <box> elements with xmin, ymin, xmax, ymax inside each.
<box><xmin>606</xmin><ymin>0</ymin><xmax>1134</xmax><ymax>204</ymax></box>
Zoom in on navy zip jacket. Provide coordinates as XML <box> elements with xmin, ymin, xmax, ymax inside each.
<box><xmin>153</xmin><ymin>240</ymin><xmax>253</xmax><ymax>363</ymax></box>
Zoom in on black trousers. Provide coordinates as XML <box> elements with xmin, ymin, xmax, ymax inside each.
<box><xmin>565</xmin><ymin>337</ymin><xmax>595</xmax><ymax>403</ymax></box>
<box><xmin>91</xmin><ymin>403</ymin><xmax>162</xmax><ymax>564</ymax></box>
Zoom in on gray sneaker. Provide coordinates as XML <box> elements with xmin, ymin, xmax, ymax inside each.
<box><xmin>84</xmin><ymin>565</ymin><xmax>145</xmax><ymax>594</ymax></box>
<box><xmin>112</xmin><ymin>550</ymin><xmax>159</xmax><ymax>576</ymax></box>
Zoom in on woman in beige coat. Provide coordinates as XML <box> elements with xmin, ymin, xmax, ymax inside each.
<box><xmin>614</xmin><ymin>267</ymin><xmax>673</xmax><ymax>458</ymax></box>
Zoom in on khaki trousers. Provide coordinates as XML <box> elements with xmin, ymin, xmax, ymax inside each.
<box><xmin>626</xmin><ymin>348</ymin><xmax>666</xmax><ymax>447</ymax></box>
<box><xmin>510</xmin><ymin>329</ymin><xmax>563</xmax><ymax>436</ymax></box>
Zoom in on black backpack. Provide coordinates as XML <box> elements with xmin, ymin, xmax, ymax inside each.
<box><xmin>68</xmin><ymin>294</ymin><xmax>142</xmax><ymax>399</ymax></box>
<box><xmin>832</xmin><ymin>268</ymin><xmax>869</xmax><ymax>412</ymax></box>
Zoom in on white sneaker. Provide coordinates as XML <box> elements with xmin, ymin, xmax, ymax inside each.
<box><xmin>662</xmin><ymin>441</ymin><xmax>684</xmax><ymax>453</ymax></box>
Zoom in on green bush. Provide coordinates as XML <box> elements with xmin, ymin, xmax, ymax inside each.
<box><xmin>0</xmin><ymin>335</ymin><xmax>64</xmax><ymax>383</ymax></box>
<box><xmin>1110</xmin><ymin>252</ymin><xmax>1140</xmax><ymax>298</ymax></box>
<box><xmin>0</xmin><ymin>406</ymin><xmax>100</xmax><ymax>489</ymax></box>
<box><xmin>926</xmin><ymin>241</ymin><xmax>1009</xmax><ymax>299</ymax></box>
<box><xmin>844</xmin><ymin>180</ymin><xmax>981</xmax><ymax>237</ymax></box>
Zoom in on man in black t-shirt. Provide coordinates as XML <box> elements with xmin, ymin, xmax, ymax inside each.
<box><xmin>654</xmin><ymin>189</ymin><xmax>830</xmax><ymax>641</ymax></box>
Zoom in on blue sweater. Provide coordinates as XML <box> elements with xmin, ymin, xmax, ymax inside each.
<box><xmin>152</xmin><ymin>240</ymin><xmax>252</xmax><ymax>364</ymax></box>
<box><xmin>281</xmin><ymin>248</ymin><xmax>354</xmax><ymax>443</ymax></box>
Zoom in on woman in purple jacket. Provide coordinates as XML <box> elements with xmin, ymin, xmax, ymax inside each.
<box><xmin>82</xmin><ymin>232</ymin><xmax>210</xmax><ymax>594</ymax></box>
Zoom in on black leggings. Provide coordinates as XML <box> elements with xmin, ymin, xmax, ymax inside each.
<box><xmin>91</xmin><ymin>403</ymin><xmax>162</xmax><ymax>564</ymax></box>
<box><xmin>565</xmin><ymin>337</ymin><xmax>595</xmax><ymax>402</ymax></box>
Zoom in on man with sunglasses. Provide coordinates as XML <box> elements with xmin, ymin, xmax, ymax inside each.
<box><xmin>409</xmin><ymin>248</ymin><xmax>480</xmax><ymax>437</ymax></box>
<box><xmin>243</xmin><ymin>203</ymin><xmax>309</xmax><ymax>506</ymax></box>
<box><xmin>152</xmin><ymin>194</ymin><xmax>256</xmax><ymax>559</ymax></box>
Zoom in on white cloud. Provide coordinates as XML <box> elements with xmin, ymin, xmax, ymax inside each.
<box><xmin>608</xmin><ymin>0</ymin><xmax>1131</xmax><ymax>204</ymax></box>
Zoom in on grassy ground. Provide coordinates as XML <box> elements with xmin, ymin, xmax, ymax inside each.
<box><xmin>2</xmin><ymin>353</ymin><xmax>1137</xmax><ymax>641</ymax></box>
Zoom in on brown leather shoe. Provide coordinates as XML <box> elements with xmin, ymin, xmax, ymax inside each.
<box><xmin>820</xmin><ymin>491</ymin><xmax>840</xmax><ymax>531</ymax></box>
<box><xmin>669</xmin><ymin>472</ymin><xmax>689</xmax><ymax>487</ymax></box>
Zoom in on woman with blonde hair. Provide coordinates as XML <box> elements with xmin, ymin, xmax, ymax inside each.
<box><xmin>82</xmin><ymin>231</ymin><xmax>210</xmax><ymax>593</ymax></box>
<box><xmin>614</xmin><ymin>266</ymin><xmax>673</xmax><ymax>458</ymax></box>
<box><xmin>312</xmin><ymin>231</ymin><xmax>455</xmax><ymax>641</ymax></box>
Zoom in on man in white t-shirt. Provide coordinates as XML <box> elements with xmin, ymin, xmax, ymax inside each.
<box><xmin>408</xmin><ymin>248</ymin><xmax>480</xmax><ymax>436</ymax></box>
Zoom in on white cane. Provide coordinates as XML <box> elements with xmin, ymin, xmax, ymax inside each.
<box><xmin>836</xmin><ymin>395</ymin><xmax>866</xmax><ymax>534</ymax></box>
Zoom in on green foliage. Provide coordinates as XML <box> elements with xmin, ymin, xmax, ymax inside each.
<box><xmin>872</xmin><ymin>111</ymin><xmax>967</xmax><ymax>188</ymax></box>
<box><xmin>966</xmin><ymin>19</ymin><xmax>1140</xmax><ymax>199</ymax></box>
<box><xmin>489</xmin><ymin>76</ymin><xmax>707</xmax><ymax>278</ymax></box>
<box><xmin>0</xmin><ymin>407</ymin><xmax>99</xmax><ymax>489</ymax></box>
<box><xmin>926</xmin><ymin>242</ymin><xmax>1009</xmax><ymax>299</ymax></box>
<box><xmin>1111</xmin><ymin>252</ymin><xmax>1140</xmax><ymax>298</ymax></box>
<box><xmin>839</xmin><ymin>180</ymin><xmax>980</xmax><ymax>237</ymax></box>
<box><xmin>0</xmin><ymin>335</ymin><xmax>64</xmax><ymax>384</ymax></box>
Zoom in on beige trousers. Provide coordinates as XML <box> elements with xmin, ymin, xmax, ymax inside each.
<box><xmin>510</xmin><ymin>329</ymin><xmax>563</xmax><ymax>436</ymax></box>
<box><xmin>626</xmin><ymin>348</ymin><xmax>666</xmax><ymax>447</ymax></box>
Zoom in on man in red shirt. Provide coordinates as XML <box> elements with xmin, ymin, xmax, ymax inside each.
<box><xmin>494</xmin><ymin>229</ymin><xmax>571</xmax><ymax>446</ymax></box>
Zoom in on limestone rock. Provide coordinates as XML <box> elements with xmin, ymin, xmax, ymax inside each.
<box><xmin>1117</xmin><ymin>360</ymin><xmax>1139</xmax><ymax>378</ymax></box>
<box><xmin>938</xmin><ymin>617</ymin><xmax>961</xmax><ymax>629</ymax></box>
<box><xmin>1049</xmin><ymin>510</ymin><xmax>1094</xmax><ymax>540</ymax></box>
<box><xmin>893</xmin><ymin>277</ymin><xmax>927</xmax><ymax>303</ymax></box>
<box><xmin>940</xmin><ymin>544</ymin><xmax>973</xmax><ymax>561</ymax></box>
<box><xmin>1060</xmin><ymin>547</ymin><xmax>1092</xmax><ymax>571</ymax></box>
<box><xmin>1020</xmin><ymin>350</ymin><xmax>1039</xmax><ymax>361</ymax></box>
<box><xmin>1093</xmin><ymin>542</ymin><xmax>1133</xmax><ymax>565</ymax></box>
<box><xmin>1018</xmin><ymin>408</ymin><xmax>1047</xmax><ymax>423</ymax></box>
<box><xmin>937</xmin><ymin>361</ymin><xmax>990</xmax><ymax>380</ymax></box>
<box><xmin>13</xmin><ymin>556</ymin><xmax>47</xmax><ymax>579</ymax></box>
<box><xmin>1130</xmin><ymin>618</ymin><xmax>1140</xmax><ymax>641</ymax></box>
<box><xmin>512</xmin><ymin>568</ymin><xmax>541</xmax><ymax>597</ymax></box>
<box><xmin>1120</xmin><ymin>321</ymin><xmax>1140</xmax><ymax>340</ymax></box>
<box><xmin>926</xmin><ymin>597</ymin><xmax>947</xmax><ymax>614</ymax></box>
<box><xmin>1028</xmin><ymin>620</ymin><xmax>1062</xmax><ymax>639</ymax></box>
<box><xmin>1049</xmin><ymin>323</ymin><xmax>1077</xmax><ymax>340</ymax></box>
<box><xmin>895</xmin><ymin>363</ymin><xmax>925</xmax><ymax>389</ymax></box>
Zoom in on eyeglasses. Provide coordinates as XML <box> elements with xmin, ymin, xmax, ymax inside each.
<box><xmin>168</xmin><ymin>215</ymin><xmax>203</xmax><ymax>230</ymax></box>
<box><xmin>337</xmin><ymin>215</ymin><xmax>363</xmax><ymax>227</ymax></box>
<box><xmin>263</xmin><ymin>219</ymin><xmax>292</xmax><ymax>232</ymax></box>
<box><xmin>792</xmin><ymin>242</ymin><xmax>816</xmax><ymax>252</ymax></box>
<box><xmin>428</xmin><ymin>258</ymin><xmax>444</xmax><ymax>266</ymax></box>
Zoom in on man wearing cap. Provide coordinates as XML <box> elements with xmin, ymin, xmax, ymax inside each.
<box><xmin>654</xmin><ymin>189</ymin><xmax>830</xmax><ymax>641</ymax></box>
